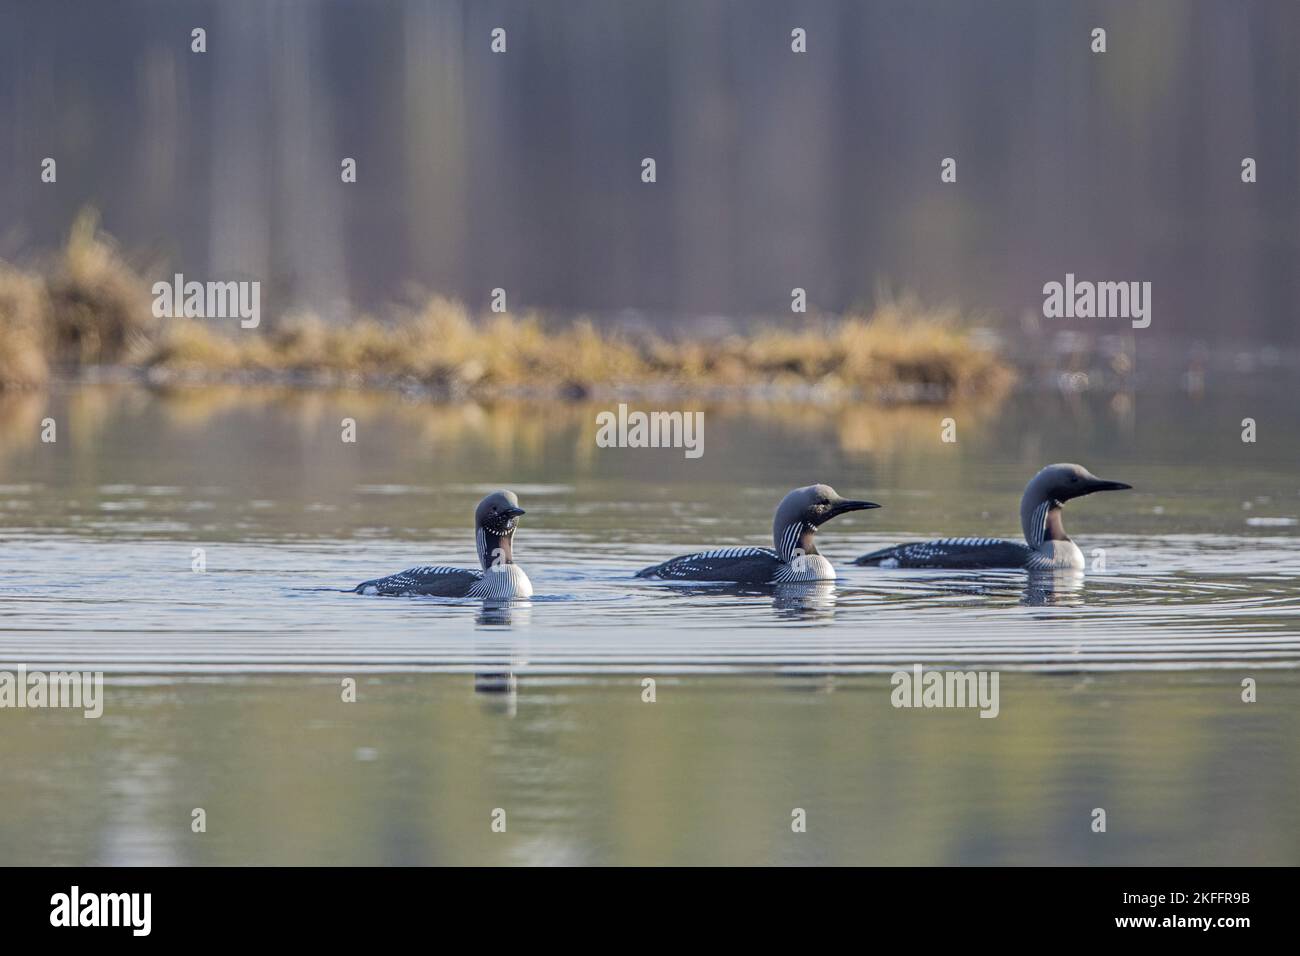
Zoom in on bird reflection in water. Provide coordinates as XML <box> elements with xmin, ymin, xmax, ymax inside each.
<box><xmin>883</xmin><ymin>570</ymin><xmax>1089</xmax><ymax>609</ymax></box>
<box><xmin>475</xmin><ymin>599</ymin><xmax>531</xmax><ymax>628</ymax></box>
<box><xmin>1021</xmin><ymin>570</ymin><xmax>1086</xmax><ymax>607</ymax></box>
<box><xmin>651</xmin><ymin>581</ymin><xmax>839</xmax><ymax>622</ymax></box>
<box><xmin>472</xmin><ymin>599</ymin><xmax>531</xmax><ymax>716</ymax></box>
<box><xmin>772</xmin><ymin>581</ymin><xmax>838</xmax><ymax>621</ymax></box>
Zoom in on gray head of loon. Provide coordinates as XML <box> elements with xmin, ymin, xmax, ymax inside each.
<box><xmin>773</xmin><ymin>484</ymin><xmax>881</xmax><ymax>560</ymax></box>
<box><xmin>1019</xmin><ymin>464</ymin><xmax>1131</xmax><ymax>547</ymax></box>
<box><xmin>475</xmin><ymin>490</ymin><xmax>526</xmax><ymax>569</ymax></box>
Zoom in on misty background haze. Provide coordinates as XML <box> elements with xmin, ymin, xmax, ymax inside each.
<box><xmin>1</xmin><ymin>0</ymin><xmax>1297</xmax><ymax>343</ymax></box>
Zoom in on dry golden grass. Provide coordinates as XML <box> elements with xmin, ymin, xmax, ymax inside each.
<box><xmin>0</xmin><ymin>213</ymin><xmax>1012</xmax><ymax>402</ymax></box>
<box><xmin>144</xmin><ymin>298</ymin><xmax>1010</xmax><ymax>401</ymax></box>
<box><xmin>0</xmin><ymin>262</ymin><xmax>51</xmax><ymax>389</ymax></box>
<box><xmin>46</xmin><ymin>210</ymin><xmax>152</xmax><ymax>364</ymax></box>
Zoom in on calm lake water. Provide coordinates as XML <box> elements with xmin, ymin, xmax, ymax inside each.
<box><xmin>0</xmin><ymin>381</ymin><xmax>1297</xmax><ymax>865</ymax></box>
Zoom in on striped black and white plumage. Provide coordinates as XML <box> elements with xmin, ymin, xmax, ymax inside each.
<box><xmin>855</xmin><ymin>463</ymin><xmax>1131</xmax><ymax>571</ymax></box>
<box><xmin>636</xmin><ymin>484</ymin><xmax>880</xmax><ymax>585</ymax></box>
<box><xmin>354</xmin><ymin>563</ymin><xmax>533</xmax><ymax>598</ymax></box>
<box><xmin>354</xmin><ymin>490</ymin><xmax>533</xmax><ymax>598</ymax></box>
<box><xmin>856</xmin><ymin>538</ymin><xmax>1040</xmax><ymax>570</ymax></box>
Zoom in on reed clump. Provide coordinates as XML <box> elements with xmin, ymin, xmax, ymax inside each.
<box><xmin>1</xmin><ymin>215</ymin><xmax>1012</xmax><ymax>402</ymax></box>
<box><xmin>46</xmin><ymin>211</ymin><xmax>152</xmax><ymax>364</ymax></box>
<box><xmin>0</xmin><ymin>262</ymin><xmax>51</xmax><ymax>389</ymax></box>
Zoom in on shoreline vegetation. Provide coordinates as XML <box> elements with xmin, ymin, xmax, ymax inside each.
<box><xmin>1</xmin><ymin>213</ymin><xmax>1013</xmax><ymax>403</ymax></box>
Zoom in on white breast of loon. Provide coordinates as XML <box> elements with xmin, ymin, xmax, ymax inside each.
<box><xmin>774</xmin><ymin>552</ymin><xmax>836</xmax><ymax>583</ymax></box>
<box><xmin>468</xmin><ymin>564</ymin><xmax>534</xmax><ymax>599</ymax></box>
<box><xmin>1028</xmin><ymin>539</ymin><xmax>1085</xmax><ymax>571</ymax></box>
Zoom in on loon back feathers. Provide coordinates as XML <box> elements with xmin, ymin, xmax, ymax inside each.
<box><xmin>356</xmin><ymin>563</ymin><xmax>533</xmax><ymax>598</ymax></box>
<box><xmin>635</xmin><ymin>546</ymin><xmax>784</xmax><ymax>582</ymax></box>
<box><xmin>351</xmin><ymin>564</ymin><xmax>533</xmax><ymax>595</ymax></box>
<box><xmin>855</xmin><ymin>538</ymin><xmax>1035</xmax><ymax>570</ymax></box>
<box><xmin>355</xmin><ymin>565</ymin><xmax>484</xmax><ymax>597</ymax></box>
<box><xmin>636</xmin><ymin>546</ymin><xmax>840</xmax><ymax>584</ymax></box>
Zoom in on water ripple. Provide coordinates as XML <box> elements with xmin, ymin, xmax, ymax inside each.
<box><xmin>0</xmin><ymin>532</ymin><xmax>1296</xmax><ymax>674</ymax></box>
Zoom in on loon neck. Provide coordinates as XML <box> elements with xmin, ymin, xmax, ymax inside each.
<box><xmin>477</xmin><ymin>526</ymin><xmax>516</xmax><ymax>570</ymax></box>
<box><xmin>775</xmin><ymin>521</ymin><xmax>818</xmax><ymax>562</ymax></box>
<box><xmin>1022</xmin><ymin>497</ymin><xmax>1070</xmax><ymax>549</ymax></box>
<box><xmin>1044</xmin><ymin>506</ymin><xmax>1069</xmax><ymax>543</ymax></box>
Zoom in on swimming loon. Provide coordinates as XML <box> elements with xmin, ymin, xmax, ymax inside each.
<box><xmin>855</xmin><ymin>463</ymin><xmax>1131</xmax><ymax>571</ymax></box>
<box><xmin>354</xmin><ymin>490</ymin><xmax>533</xmax><ymax>598</ymax></box>
<box><xmin>636</xmin><ymin>484</ymin><xmax>880</xmax><ymax>584</ymax></box>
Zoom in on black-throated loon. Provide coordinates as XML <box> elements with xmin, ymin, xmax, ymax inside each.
<box><xmin>354</xmin><ymin>490</ymin><xmax>533</xmax><ymax>598</ymax></box>
<box><xmin>636</xmin><ymin>484</ymin><xmax>880</xmax><ymax>584</ymax></box>
<box><xmin>855</xmin><ymin>463</ymin><xmax>1131</xmax><ymax>571</ymax></box>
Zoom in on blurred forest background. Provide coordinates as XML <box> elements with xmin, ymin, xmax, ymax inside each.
<box><xmin>1</xmin><ymin>0</ymin><xmax>1297</xmax><ymax>344</ymax></box>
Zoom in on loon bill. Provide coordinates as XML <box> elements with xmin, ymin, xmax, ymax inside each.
<box><xmin>354</xmin><ymin>490</ymin><xmax>533</xmax><ymax>598</ymax></box>
<box><xmin>855</xmin><ymin>463</ymin><xmax>1132</xmax><ymax>571</ymax></box>
<box><xmin>636</xmin><ymin>484</ymin><xmax>881</xmax><ymax>584</ymax></box>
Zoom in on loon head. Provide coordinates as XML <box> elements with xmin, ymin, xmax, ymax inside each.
<box><xmin>475</xmin><ymin>490</ymin><xmax>526</xmax><ymax>569</ymax></box>
<box><xmin>1019</xmin><ymin>464</ymin><xmax>1131</xmax><ymax>547</ymax></box>
<box><xmin>772</xmin><ymin>484</ymin><xmax>881</xmax><ymax>561</ymax></box>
